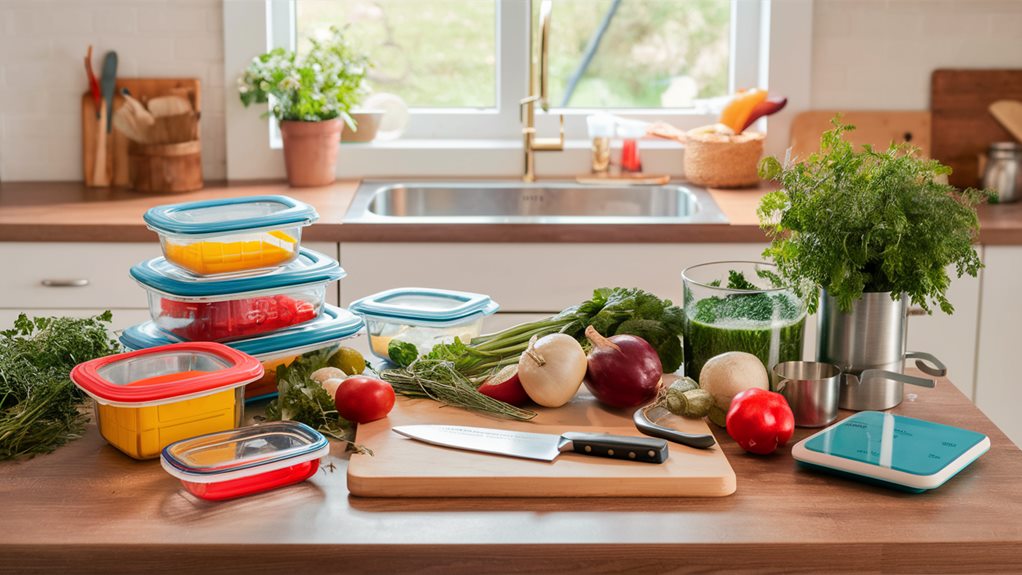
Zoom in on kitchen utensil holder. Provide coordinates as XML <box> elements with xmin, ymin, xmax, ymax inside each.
<box><xmin>129</xmin><ymin>140</ymin><xmax>202</xmax><ymax>193</ymax></box>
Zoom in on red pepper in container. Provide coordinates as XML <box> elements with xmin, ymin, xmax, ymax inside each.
<box><xmin>130</xmin><ymin>247</ymin><xmax>345</xmax><ymax>343</ymax></box>
<box><xmin>159</xmin><ymin>294</ymin><xmax>317</xmax><ymax>341</ymax></box>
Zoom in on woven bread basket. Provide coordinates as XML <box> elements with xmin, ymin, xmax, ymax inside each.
<box><xmin>683</xmin><ymin>131</ymin><xmax>764</xmax><ymax>188</ymax></box>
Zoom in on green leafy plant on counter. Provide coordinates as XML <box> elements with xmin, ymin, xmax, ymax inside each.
<box><xmin>0</xmin><ymin>312</ymin><xmax>120</xmax><ymax>460</ymax></box>
<box><xmin>757</xmin><ymin>118</ymin><xmax>989</xmax><ymax>314</ymax></box>
<box><xmin>264</xmin><ymin>348</ymin><xmax>369</xmax><ymax>454</ymax></box>
<box><xmin>238</xmin><ymin>25</ymin><xmax>370</xmax><ymax>129</ymax></box>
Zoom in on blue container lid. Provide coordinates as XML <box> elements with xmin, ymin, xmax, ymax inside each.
<box><xmin>348</xmin><ymin>287</ymin><xmax>499</xmax><ymax>324</ymax></box>
<box><xmin>144</xmin><ymin>195</ymin><xmax>319</xmax><ymax>236</ymax></box>
<box><xmin>120</xmin><ymin>304</ymin><xmax>364</xmax><ymax>357</ymax></box>
<box><xmin>130</xmin><ymin>248</ymin><xmax>344</xmax><ymax>298</ymax></box>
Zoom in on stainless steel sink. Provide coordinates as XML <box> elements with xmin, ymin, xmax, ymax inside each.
<box><xmin>345</xmin><ymin>181</ymin><xmax>729</xmax><ymax>224</ymax></box>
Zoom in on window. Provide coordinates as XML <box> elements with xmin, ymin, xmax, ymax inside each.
<box><xmin>296</xmin><ymin>0</ymin><xmax>498</xmax><ymax>109</ymax></box>
<box><xmin>223</xmin><ymin>0</ymin><xmax>811</xmax><ymax>178</ymax></box>
<box><xmin>542</xmin><ymin>0</ymin><xmax>732</xmax><ymax>109</ymax></box>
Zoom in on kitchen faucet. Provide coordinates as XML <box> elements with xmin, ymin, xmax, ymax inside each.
<box><xmin>521</xmin><ymin>0</ymin><xmax>565</xmax><ymax>182</ymax></box>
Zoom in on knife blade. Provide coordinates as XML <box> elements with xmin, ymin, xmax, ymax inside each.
<box><xmin>393</xmin><ymin>425</ymin><xmax>669</xmax><ymax>464</ymax></box>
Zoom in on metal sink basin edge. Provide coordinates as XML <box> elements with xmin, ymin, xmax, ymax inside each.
<box><xmin>344</xmin><ymin>180</ymin><xmax>730</xmax><ymax>225</ymax></box>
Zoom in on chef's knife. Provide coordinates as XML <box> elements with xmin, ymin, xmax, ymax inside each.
<box><xmin>393</xmin><ymin>425</ymin><xmax>669</xmax><ymax>464</ymax></box>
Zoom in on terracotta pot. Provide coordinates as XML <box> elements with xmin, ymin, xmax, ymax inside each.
<box><xmin>280</xmin><ymin>119</ymin><xmax>342</xmax><ymax>187</ymax></box>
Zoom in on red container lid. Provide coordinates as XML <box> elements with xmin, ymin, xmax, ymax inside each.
<box><xmin>71</xmin><ymin>342</ymin><xmax>264</xmax><ymax>406</ymax></box>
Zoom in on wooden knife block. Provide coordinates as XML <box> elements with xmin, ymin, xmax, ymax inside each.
<box><xmin>81</xmin><ymin>77</ymin><xmax>201</xmax><ymax>188</ymax></box>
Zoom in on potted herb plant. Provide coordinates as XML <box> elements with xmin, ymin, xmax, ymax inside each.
<box><xmin>757</xmin><ymin>119</ymin><xmax>988</xmax><ymax>396</ymax></box>
<box><xmin>239</xmin><ymin>26</ymin><xmax>369</xmax><ymax>187</ymax></box>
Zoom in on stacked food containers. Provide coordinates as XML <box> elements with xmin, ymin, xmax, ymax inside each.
<box><xmin>122</xmin><ymin>195</ymin><xmax>362</xmax><ymax>403</ymax></box>
<box><xmin>76</xmin><ymin>195</ymin><xmax>363</xmax><ymax>467</ymax></box>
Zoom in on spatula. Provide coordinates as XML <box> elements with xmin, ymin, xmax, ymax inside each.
<box><xmin>989</xmin><ymin>100</ymin><xmax>1022</xmax><ymax>143</ymax></box>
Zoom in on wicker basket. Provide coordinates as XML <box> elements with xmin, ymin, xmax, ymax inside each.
<box><xmin>683</xmin><ymin>131</ymin><xmax>764</xmax><ymax>188</ymax></box>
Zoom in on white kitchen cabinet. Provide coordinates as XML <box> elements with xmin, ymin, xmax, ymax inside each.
<box><xmin>975</xmin><ymin>246</ymin><xmax>1022</xmax><ymax>446</ymax></box>
<box><xmin>0</xmin><ymin>242</ymin><xmax>340</xmax><ymax>333</ymax></box>
<box><xmin>338</xmin><ymin>242</ymin><xmax>768</xmax><ymax>311</ymax></box>
<box><xmin>904</xmin><ymin>262</ymin><xmax>983</xmax><ymax>400</ymax></box>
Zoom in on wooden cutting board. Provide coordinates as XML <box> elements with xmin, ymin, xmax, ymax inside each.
<box><xmin>931</xmin><ymin>69</ymin><xmax>1022</xmax><ymax>188</ymax></box>
<box><xmin>82</xmin><ymin>77</ymin><xmax>200</xmax><ymax>187</ymax></box>
<box><xmin>347</xmin><ymin>389</ymin><xmax>737</xmax><ymax>498</ymax></box>
<box><xmin>789</xmin><ymin>110</ymin><xmax>931</xmax><ymax>159</ymax></box>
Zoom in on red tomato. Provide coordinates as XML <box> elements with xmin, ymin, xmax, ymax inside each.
<box><xmin>725</xmin><ymin>388</ymin><xmax>795</xmax><ymax>455</ymax></box>
<box><xmin>334</xmin><ymin>376</ymin><xmax>396</xmax><ymax>424</ymax></box>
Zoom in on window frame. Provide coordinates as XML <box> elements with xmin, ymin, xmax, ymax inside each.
<box><xmin>222</xmin><ymin>0</ymin><xmax>812</xmax><ymax>179</ymax></box>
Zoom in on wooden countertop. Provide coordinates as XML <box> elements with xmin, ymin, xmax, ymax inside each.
<box><xmin>2</xmin><ymin>368</ymin><xmax>1021</xmax><ymax>574</ymax></box>
<box><xmin>2</xmin><ymin>180</ymin><xmax>1020</xmax><ymax>244</ymax></box>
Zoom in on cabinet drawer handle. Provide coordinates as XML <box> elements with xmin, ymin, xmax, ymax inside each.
<box><xmin>907</xmin><ymin>307</ymin><xmax>927</xmax><ymax>316</ymax></box>
<box><xmin>41</xmin><ymin>279</ymin><xmax>90</xmax><ymax>288</ymax></box>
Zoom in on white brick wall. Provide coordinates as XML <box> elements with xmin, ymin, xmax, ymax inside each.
<box><xmin>0</xmin><ymin>0</ymin><xmax>226</xmax><ymax>181</ymax></box>
<box><xmin>811</xmin><ymin>0</ymin><xmax>1022</xmax><ymax>109</ymax></box>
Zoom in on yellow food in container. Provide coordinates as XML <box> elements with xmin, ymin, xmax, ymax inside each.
<box><xmin>164</xmin><ymin>230</ymin><xmax>298</xmax><ymax>276</ymax></box>
<box><xmin>70</xmin><ymin>342</ymin><xmax>264</xmax><ymax>460</ymax></box>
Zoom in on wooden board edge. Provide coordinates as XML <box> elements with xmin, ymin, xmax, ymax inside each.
<box><xmin>346</xmin><ymin>468</ymin><xmax>738</xmax><ymax>498</ymax></box>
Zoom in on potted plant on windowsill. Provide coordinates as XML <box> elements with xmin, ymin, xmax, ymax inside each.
<box><xmin>239</xmin><ymin>26</ymin><xmax>369</xmax><ymax>187</ymax></box>
<box><xmin>757</xmin><ymin>119</ymin><xmax>989</xmax><ymax>407</ymax></box>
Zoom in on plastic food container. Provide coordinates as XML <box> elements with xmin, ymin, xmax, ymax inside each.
<box><xmin>119</xmin><ymin>304</ymin><xmax>365</xmax><ymax>401</ymax></box>
<box><xmin>130</xmin><ymin>247</ymin><xmax>345</xmax><ymax>342</ymax></box>
<box><xmin>348</xmin><ymin>287</ymin><xmax>499</xmax><ymax>361</ymax></box>
<box><xmin>144</xmin><ymin>195</ymin><xmax>319</xmax><ymax>277</ymax></box>
<box><xmin>161</xmin><ymin>421</ymin><xmax>329</xmax><ymax>501</ymax></box>
<box><xmin>70</xmin><ymin>342</ymin><xmax>263</xmax><ymax>460</ymax></box>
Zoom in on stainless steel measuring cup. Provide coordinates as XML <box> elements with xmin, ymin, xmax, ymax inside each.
<box><xmin>773</xmin><ymin>361</ymin><xmax>843</xmax><ymax>428</ymax></box>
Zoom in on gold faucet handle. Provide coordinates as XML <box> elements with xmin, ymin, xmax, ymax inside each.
<box><xmin>519</xmin><ymin>95</ymin><xmax>539</xmax><ymax>124</ymax></box>
<box><xmin>532</xmin><ymin>113</ymin><xmax>565</xmax><ymax>151</ymax></box>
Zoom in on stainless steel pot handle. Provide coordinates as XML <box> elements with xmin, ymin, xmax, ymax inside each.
<box><xmin>905</xmin><ymin>351</ymin><xmax>947</xmax><ymax>377</ymax></box>
<box><xmin>854</xmin><ymin>369</ymin><xmax>936</xmax><ymax>389</ymax></box>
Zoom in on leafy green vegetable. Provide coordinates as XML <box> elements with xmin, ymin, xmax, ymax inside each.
<box><xmin>726</xmin><ymin>270</ymin><xmax>758</xmax><ymax>291</ymax></box>
<box><xmin>0</xmin><ymin>312</ymin><xmax>120</xmax><ymax>459</ymax></box>
<box><xmin>265</xmin><ymin>348</ymin><xmax>366</xmax><ymax>452</ymax></box>
<box><xmin>387</xmin><ymin>340</ymin><xmax>419</xmax><ymax>369</ymax></box>
<box><xmin>757</xmin><ymin>117</ymin><xmax>989</xmax><ymax>314</ymax></box>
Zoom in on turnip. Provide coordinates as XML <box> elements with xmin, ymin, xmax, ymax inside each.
<box><xmin>698</xmin><ymin>351</ymin><xmax>769</xmax><ymax>427</ymax></box>
<box><xmin>584</xmin><ymin>326</ymin><xmax>662</xmax><ymax>409</ymax></box>
<box><xmin>518</xmin><ymin>334</ymin><xmax>587</xmax><ymax>408</ymax></box>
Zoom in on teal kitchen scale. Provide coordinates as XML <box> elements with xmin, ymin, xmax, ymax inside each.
<box><xmin>791</xmin><ymin>411</ymin><xmax>990</xmax><ymax>492</ymax></box>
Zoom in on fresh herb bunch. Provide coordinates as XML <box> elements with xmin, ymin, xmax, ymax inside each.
<box><xmin>382</xmin><ymin>360</ymin><xmax>537</xmax><ymax>421</ymax></box>
<box><xmin>265</xmin><ymin>348</ymin><xmax>354</xmax><ymax>441</ymax></box>
<box><xmin>0</xmin><ymin>312</ymin><xmax>120</xmax><ymax>459</ymax></box>
<box><xmin>238</xmin><ymin>26</ymin><xmax>369</xmax><ymax>128</ymax></box>
<box><xmin>757</xmin><ymin>118</ymin><xmax>988</xmax><ymax>314</ymax></box>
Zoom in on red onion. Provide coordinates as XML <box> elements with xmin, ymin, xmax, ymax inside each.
<box><xmin>584</xmin><ymin>326</ymin><xmax>663</xmax><ymax>408</ymax></box>
<box><xmin>478</xmin><ymin>365</ymin><xmax>531</xmax><ymax>407</ymax></box>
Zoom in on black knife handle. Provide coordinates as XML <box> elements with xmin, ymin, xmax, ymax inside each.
<box><xmin>561</xmin><ymin>432</ymin><xmax>668</xmax><ymax>464</ymax></box>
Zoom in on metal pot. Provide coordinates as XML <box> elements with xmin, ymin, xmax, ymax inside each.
<box><xmin>817</xmin><ymin>291</ymin><xmax>946</xmax><ymax>411</ymax></box>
